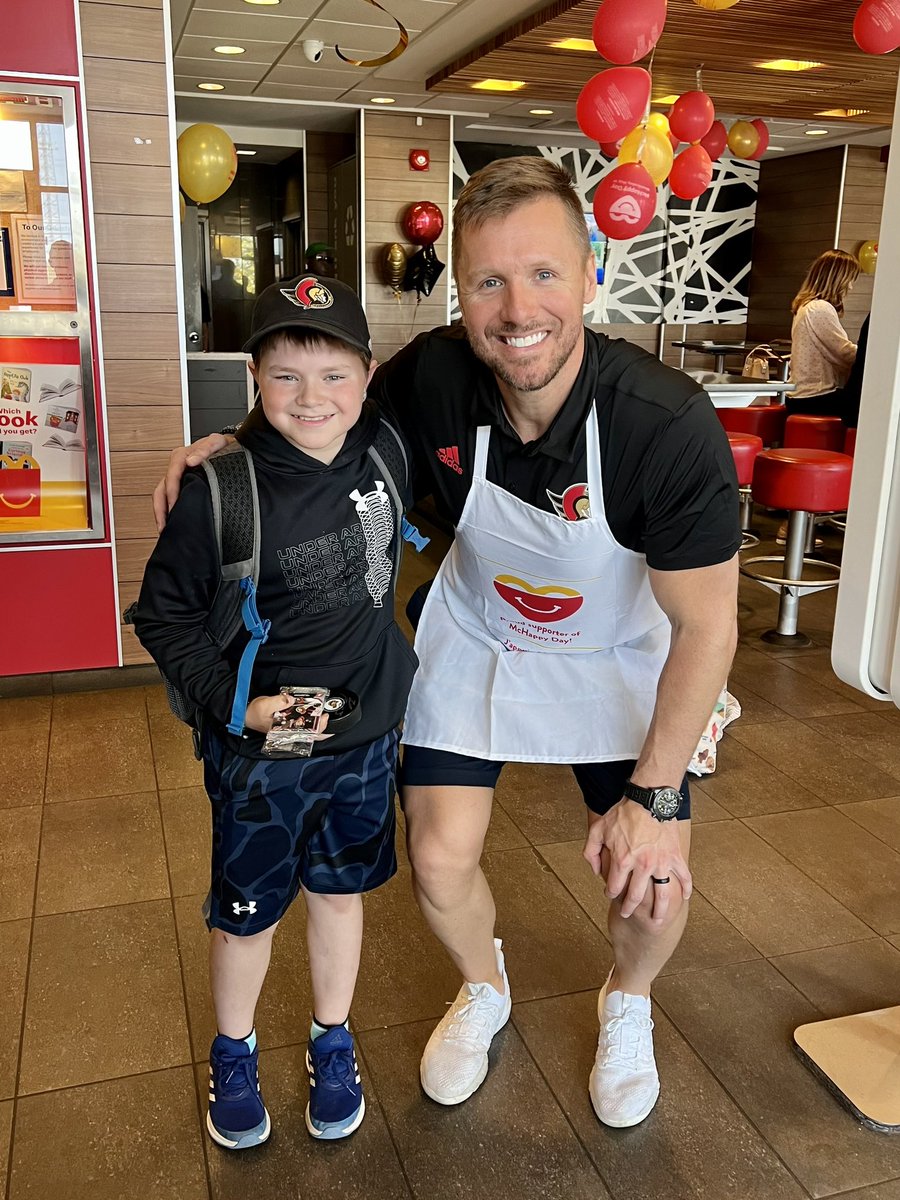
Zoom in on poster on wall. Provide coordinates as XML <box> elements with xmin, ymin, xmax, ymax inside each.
<box><xmin>0</xmin><ymin>229</ymin><xmax>12</xmax><ymax>296</ymax></box>
<box><xmin>0</xmin><ymin>346</ymin><xmax>88</xmax><ymax>533</ymax></box>
<box><xmin>0</xmin><ymin>171</ymin><xmax>27</xmax><ymax>213</ymax></box>
<box><xmin>10</xmin><ymin>213</ymin><xmax>76</xmax><ymax>307</ymax></box>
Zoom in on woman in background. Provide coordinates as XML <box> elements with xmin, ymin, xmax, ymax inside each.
<box><xmin>787</xmin><ymin>249</ymin><xmax>859</xmax><ymax>421</ymax></box>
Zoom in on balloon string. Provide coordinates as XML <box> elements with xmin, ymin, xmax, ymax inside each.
<box><xmin>644</xmin><ymin>46</ymin><xmax>656</xmax><ymax>123</ymax></box>
<box><xmin>696</xmin><ymin>63</ymin><xmax>704</xmax><ymax>91</ymax></box>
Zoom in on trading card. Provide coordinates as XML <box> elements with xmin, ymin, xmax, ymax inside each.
<box><xmin>263</xmin><ymin>686</ymin><xmax>329</xmax><ymax>757</ymax></box>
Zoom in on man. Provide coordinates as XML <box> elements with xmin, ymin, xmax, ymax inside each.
<box><xmin>157</xmin><ymin>156</ymin><xmax>740</xmax><ymax>1128</ymax></box>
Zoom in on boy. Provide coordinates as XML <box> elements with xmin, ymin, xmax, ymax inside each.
<box><xmin>133</xmin><ymin>275</ymin><xmax>418</xmax><ymax>1148</ymax></box>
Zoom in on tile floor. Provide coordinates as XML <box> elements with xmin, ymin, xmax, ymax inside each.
<box><xmin>4</xmin><ymin>515</ymin><xmax>900</xmax><ymax>1200</ymax></box>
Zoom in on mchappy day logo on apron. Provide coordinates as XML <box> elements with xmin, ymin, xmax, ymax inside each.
<box><xmin>492</xmin><ymin>574</ymin><xmax>583</xmax><ymax>624</ymax></box>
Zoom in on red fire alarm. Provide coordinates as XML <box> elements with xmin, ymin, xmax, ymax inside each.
<box><xmin>409</xmin><ymin>148</ymin><xmax>430</xmax><ymax>171</ymax></box>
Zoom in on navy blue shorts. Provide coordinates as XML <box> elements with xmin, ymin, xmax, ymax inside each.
<box><xmin>401</xmin><ymin>746</ymin><xmax>691</xmax><ymax>819</ymax></box>
<box><xmin>202</xmin><ymin>728</ymin><xmax>399</xmax><ymax>936</ymax></box>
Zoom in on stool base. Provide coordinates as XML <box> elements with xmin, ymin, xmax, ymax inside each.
<box><xmin>761</xmin><ymin>629</ymin><xmax>812</xmax><ymax>648</ymax></box>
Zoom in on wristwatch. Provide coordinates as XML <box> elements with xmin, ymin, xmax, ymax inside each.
<box><xmin>623</xmin><ymin>780</ymin><xmax>682</xmax><ymax>821</ymax></box>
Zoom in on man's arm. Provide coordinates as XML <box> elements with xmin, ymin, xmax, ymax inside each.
<box><xmin>583</xmin><ymin>555</ymin><xmax>738</xmax><ymax>921</ymax></box>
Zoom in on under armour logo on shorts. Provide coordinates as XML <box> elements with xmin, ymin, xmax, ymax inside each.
<box><xmin>232</xmin><ymin>901</ymin><xmax>257</xmax><ymax>915</ymax></box>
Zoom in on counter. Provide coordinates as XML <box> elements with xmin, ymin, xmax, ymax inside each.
<box><xmin>685</xmin><ymin>371</ymin><xmax>794</xmax><ymax>409</ymax></box>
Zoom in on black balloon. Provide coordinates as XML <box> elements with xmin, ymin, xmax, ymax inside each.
<box><xmin>403</xmin><ymin>243</ymin><xmax>445</xmax><ymax>298</ymax></box>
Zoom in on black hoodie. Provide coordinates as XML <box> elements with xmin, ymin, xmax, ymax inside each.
<box><xmin>133</xmin><ymin>401</ymin><xmax>418</xmax><ymax>757</ymax></box>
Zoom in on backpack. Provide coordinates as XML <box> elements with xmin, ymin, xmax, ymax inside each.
<box><xmin>125</xmin><ymin>417</ymin><xmax>427</xmax><ymax>752</ymax></box>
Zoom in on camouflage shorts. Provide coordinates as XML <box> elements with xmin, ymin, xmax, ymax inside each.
<box><xmin>201</xmin><ymin>727</ymin><xmax>399</xmax><ymax>936</ymax></box>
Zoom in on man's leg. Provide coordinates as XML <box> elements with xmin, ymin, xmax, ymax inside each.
<box><xmin>404</xmin><ymin>774</ymin><xmax>511</xmax><ymax>1104</ymax></box>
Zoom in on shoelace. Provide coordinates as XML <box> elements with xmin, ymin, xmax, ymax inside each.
<box><xmin>215</xmin><ymin>1052</ymin><xmax>257</xmax><ymax>1097</ymax></box>
<box><xmin>312</xmin><ymin>1045</ymin><xmax>358</xmax><ymax>1095</ymax></box>
<box><xmin>600</xmin><ymin>1011</ymin><xmax>655</xmax><ymax>1070</ymax></box>
<box><xmin>443</xmin><ymin>984</ymin><xmax>498</xmax><ymax>1050</ymax></box>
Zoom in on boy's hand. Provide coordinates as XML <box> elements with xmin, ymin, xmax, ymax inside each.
<box><xmin>244</xmin><ymin>694</ymin><xmax>332</xmax><ymax>738</ymax></box>
<box><xmin>152</xmin><ymin>433</ymin><xmax>236</xmax><ymax>531</ymax></box>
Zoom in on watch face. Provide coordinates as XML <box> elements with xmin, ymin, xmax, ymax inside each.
<box><xmin>651</xmin><ymin>788</ymin><xmax>681</xmax><ymax>820</ymax></box>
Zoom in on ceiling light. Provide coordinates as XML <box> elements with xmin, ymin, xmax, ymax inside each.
<box><xmin>757</xmin><ymin>59</ymin><xmax>824</xmax><ymax>71</ymax></box>
<box><xmin>243</xmin><ymin>0</ymin><xmax>280</xmax><ymax>4</ymax></box>
<box><xmin>197</xmin><ymin>82</ymin><xmax>225</xmax><ymax>90</ymax></box>
<box><xmin>652</xmin><ymin>95</ymin><xmax>679</xmax><ymax>105</ymax></box>
<box><xmin>236</xmin><ymin>148</ymin><xmax>256</xmax><ymax>155</ymax></box>
<box><xmin>370</xmin><ymin>96</ymin><xmax>396</xmax><ymax>104</ymax></box>
<box><xmin>805</xmin><ymin>128</ymin><xmax>830</xmax><ymax>136</ymax></box>
<box><xmin>529</xmin><ymin>108</ymin><xmax>554</xmax><ymax>116</ymax></box>
<box><xmin>472</xmin><ymin>79</ymin><xmax>526</xmax><ymax>92</ymax></box>
<box><xmin>214</xmin><ymin>45</ymin><xmax>246</xmax><ymax>54</ymax></box>
<box><xmin>552</xmin><ymin>38</ymin><xmax>595</xmax><ymax>52</ymax></box>
<box><xmin>816</xmin><ymin>107</ymin><xmax>870</xmax><ymax>117</ymax></box>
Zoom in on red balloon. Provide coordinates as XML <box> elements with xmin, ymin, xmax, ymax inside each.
<box><xmin>403</xmin><ymin>201</ymin><xmax>444</xmax><ymax>245</ymax></box>
<box><xmin>853</xmin><ymin>0</ymin><xmax>900</xmax><ymax>53</ymax></box>
<box><xmin>592</xmin><ymin>162</ymin><xmax>657</xmax><ymax>240</ymax></box>
<box><xmin>576</xmin><ymin>67</ymin><xmax>653</xmax><ymax>142</ymax></box>
<box><xmin>592</xmin><ymin>0</ymin><xmax>668</xmax><ymax>65</ymax></box>
<box><xmin>748</xmin><ymin>119</ymin><xmax>770</xmax><ymax>160</ymax></box>
<box><xmin>669</xmin><ymin>144</ymin><xmax>713</xmax><ymax>199</ymax></box>
<box><xmin>699</xmin><ymin>119</ymin><xmax>727</xmax><ymax>161</ymax></box>
<box><xmin>669</xmin><ymin>91</ymin><xmax>715</xmax><ymax>143</ymax></box>
<box><xmin>599</xmin><ymin>138</ymin><xmax>624</xmax><ymax>157</ymax></box>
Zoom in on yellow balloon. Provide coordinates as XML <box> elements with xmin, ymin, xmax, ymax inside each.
<box><xmin>177</xmin><ymin>124</ymin><xmax>237</xmax><ymax>205</ymax></box>
<box><xmin>727</xmin><ymin>119</ymin><xmax>760</xmax><ymax>159</ymax></box>
<box><xmin>693</xmin><ymin>0</ymin><xmax>740</xmax><ymax>8</ymax></box>
<box><xmin>619</xmin><ymin>125</ymin><xmax>674</xmax><ymax>186</ymax></box>
<box><xmin>647</xmin><ymin>112</ymin><xmax>671</xmax><ymax>137</ymax></box>
<box><xmin>859</xmin><ymin>240</ymin><xmax>878</xmax><ymax>274</ymax></box>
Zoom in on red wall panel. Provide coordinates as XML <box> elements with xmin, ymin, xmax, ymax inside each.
<box><xmin>4</xmin><ymin>0</ymin><xmax>79</xmax><ymax>77</ymax></box>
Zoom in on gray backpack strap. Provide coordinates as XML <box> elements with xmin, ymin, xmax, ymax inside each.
<box><xmin>201</xmin><ymin>445</ymin><xmax>260</xmax><ymax>584</ymax></box>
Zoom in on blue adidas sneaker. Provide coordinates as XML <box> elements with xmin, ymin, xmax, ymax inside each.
<box><xmin>207</xmin><ymin>1031</ymin><xmax>271</xmax><ymax>1150</ymax></box>
<box><xmin>305</xmin><ymin>1025</ymin><xmax>366</xmax><ymax>1139</ymax></box>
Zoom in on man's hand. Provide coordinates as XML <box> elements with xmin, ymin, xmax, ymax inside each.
<box><xmin>244</xmin><ymin>693</ymin><xmax>332</xmax><ymax>738</ymax></box>
<box><xmin>584</xmin><ymin>799</ymin><xmax>692</xmax><ymax>923</ymax></box>
<box><xmin>152</xmin><ymin>433</ymin><xmax>235</xmax><ymax>531</ymax></box>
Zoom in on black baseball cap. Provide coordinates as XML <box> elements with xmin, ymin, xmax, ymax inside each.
<box><xmin>243</xmin><ymin>274</ymin><xmax>372</xmax><ymax>358</ymax></box>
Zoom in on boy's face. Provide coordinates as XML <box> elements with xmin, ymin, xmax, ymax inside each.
<box><xmin>251</xmin><ymin>337</ymin><xmax>373</xmax><ymax>464</ymax></box>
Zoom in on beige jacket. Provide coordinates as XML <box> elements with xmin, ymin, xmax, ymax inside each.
<box><xmin>789</xmin><ymin>299</ymin><xmax>857</xmax><ymax>399</ymax></box>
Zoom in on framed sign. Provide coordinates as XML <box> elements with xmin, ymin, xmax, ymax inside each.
<box><xmin>10</xmin><ymin>213</ymin><xmax>76</xmax><ymax>307</ymax></box>
<box><xmin>0</xmin><ymin>229</ymin><xmax>12</xmax><ymax>296</ymax></box>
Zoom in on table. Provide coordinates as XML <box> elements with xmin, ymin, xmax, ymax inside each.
<box><xmin>672</xmin><ymin>341</ymin><xmax>749</xmax><ymax>373</ymax></box>
<box><xmin>685</xmin><ymin>370</ymin><xmax>794</xmax><ymax>408</ymax></box>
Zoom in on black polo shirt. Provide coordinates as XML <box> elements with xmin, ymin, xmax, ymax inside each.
<box><xmin>370</xmin><ymin>323</ymin><xmax>741</xmax><ymax>571</ymax></box>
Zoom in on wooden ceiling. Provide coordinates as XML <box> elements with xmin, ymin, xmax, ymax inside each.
<box><xmin>427</xmin><ymin>0</ymin><xmax>900</xmax><ymax>125</ymax></box>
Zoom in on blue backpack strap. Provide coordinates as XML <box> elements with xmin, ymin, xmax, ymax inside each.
<box><xmin>227</xmin><ymin>576</ymin><xmax>270</xmax><ymax>735</ymax></box>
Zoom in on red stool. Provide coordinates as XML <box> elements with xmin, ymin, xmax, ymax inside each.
<box><xmin>784</xmin><ymin>414</ymin><xmax>844</xmax><ymax>452</ymax></box>
<box><xmin>727</xmin><ymin>432</ymin><xmax>763</xmax><ymax>546</ymax></box>
<box><xmin>844</xmin><ymin>427</ymin><xmax>857</xmax><ymax>457</ymax></box>
<box><xmin>718</xmin><ymin>403</ymin><xmax>787</xmax><ymax>447</ymax></box>
<box><xmin>741</xmin><ymin>449</ymin><xmax>853</xmax><ymax>646</ymax></box>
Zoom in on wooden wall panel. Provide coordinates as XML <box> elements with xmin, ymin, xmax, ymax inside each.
<box><xmin>305</xmin><ymin>131</ymin><xmax>355</xmax><ymax>248</ymax></box>
<box><xmin>103</xmin><ymin>361</ymin><xmax>184</xmax><ymax>406</ymax></box>
<box><xmin>108</xmin><ymin>451</ymin><xmax>174</xmax><ymax>494</ymax></box>
<box><xmin>98</xmin><ymin>264</ymin><xmax>178</xmax><ymax>312</ymax></box>
<box><xmin>106</xmin><ymin>406</ymin><xmax>186</xmax><ymax>450</ymax></box>
<box><xmin>83</xmin><ymin>58</ymin><xmax>169</xmax><ymax>115</ymax></box>
<box><xmin>79</xmin><ymin>3</ymin><xmax>166</xmax><ymax>61</ymax></box>
<box><xmin>94</xmin><ymin>214</ymin><xmax>176</xmax><ymax>266</ymax></box>
<box><xmin>838</xmin><ymin>146</ymin><xmax>886</xmax><ymax>342</ymax></box>
<box><xmin>101</xmin><ymin>313</ymin><xmax>181</xmax><ymax>359</ymax></box>
<box><xmin>113</xmin><ymin>495</ymin><xmax>160</xmax><ymax>541</ymax></box>
<box><xmin>363</xmin><ymin>113</ymin><xmax>451</xmax><ymax>363</ymax></box>
<box><xmin>86</xmin><ymin>112</ymin><xmax>171</xmax><ymax>165</ymax></box>
<box><xmin>90</xmin><ymin>163</ymin><xmax>173</xmax><ymax>216</ymax></box>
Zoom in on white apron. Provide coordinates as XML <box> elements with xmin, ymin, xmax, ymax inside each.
<box><xmin>402</xmin><ymin>406</ymin><xmax>671</xmax><ymax>762</ymax></box>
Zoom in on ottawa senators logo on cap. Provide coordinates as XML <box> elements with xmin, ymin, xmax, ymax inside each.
<box><xmin>280</xmin><ymin>276</ymin><xmax>334</xmax><ymax>310</ymax></box>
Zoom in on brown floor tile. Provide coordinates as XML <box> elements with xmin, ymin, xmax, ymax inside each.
<box><xmin>779</xmin><ymin>649</ymin><xmax>891</xmax><ymax>712</ymax></box>
<box><xmin>0</xmin><ymin>696</ymin><xmax>51</xmax><ymax>730</ymax></box>
<box><xmin>536</xmin><ymin>839</ymin><xmax>759</xmax><ymax>977</ymax></box>
<box><xmin>691</xmin><ymin>821</ymin><xmax>869</xmax><ymax>956</ymax></box>
<box><xmin>174</xmin><ymin>891</ymin><xmax>316</xmax><ymax>1060</ymax></box>
<box><xmin>806</xmin><ymin>712</ymin><xmax>900</xmax><ymax>783</ymax></box>
<box><xmin>0</xmin><ymin>807</ymin><xmax>40</xmax><ymax>923</ymax></box>
<box><xmin>144</xmin><ymin>683</ymin><xmax>171</xmax><ymax>716</ymax></box>
<box><xmin>149</xmin><ymin>711</ymin><xmax>205</xmax><ymax>790</ymax></box>
<box><xmin>840</xmin><ymin>796</ymin><xmax>900</xmax><ymax>852</ymax></box>
<box><xmin>483</xmin><ymin>846</ymin><xmax>608</xmax><ymax>1000</ymax></box>
<box><xmin>835</xmin><ymin>1183</ymin><xmax>900</xmax><ymax>1199</ymax></box>
<box><xmin>197</xmin><ymin>1044</ymin><xmax>411</xmax><ymax>1200</ymax></box>
<box><xmin>696</xmin><ymin>737</ymin><xmax>823</xmax><ymax>818</ymax></box>
<box><xmin>494</xmin><ymin>761</ymin><xmax>587</xmax><ymax>844</ymax></box>
<box><xmin>514</xmin><ymin>991</ymin><xmax>807</xmax><ymax>1200</ymax></box>
<box><xmin>36</xmin><ymin>791</ymin><xmax>169</xmax><ymax>915</ymax></box>
<box><xmin>728</xmin><ymin>718</ymin><xmax>900</xmax><ymax>802</ymax></box>
<box><xmin>9</xmin><ymin>1067</ymin><xmax>207</xmax><ymax>1200</ymax></box>
<box><xmin>160</xmin><ymin>786</ymin><xmax>211</xmax><ymax>897</ymax></box>
<box><xmin>771</xmin><ymin>938</ymin><xmax>900</xmax><ymax>1019</ymax></box>
<box><xmin>20</xmin><ymin>901</ymin><xmax>191</xmax><ymax>1093</ymax></box>
<box><xmin>0</xmin><ymin>725</ymin><xmax>48</xmax><ymax>808</ymax></box>
<box><xmin>360</xmin><ymin>1018</ymin><xmax>609</xmax><ymax>1200</ymax></box>
<box><xmin>747</xmin><ymin>807</ymin><xmax>900</xmax><ymax>935</ymax></box>
<box><xmin>51</xmin><ymin>685</ymin><xmax>149</xmax><ymax>729</ymax></box>
<box><xmin>726</xmin><ymin>683</ymin><xmax>787</xmax><ymax>726</ymax></box>
<box><xmin>0</xmin><ymin>1100</ymin><xmax>11</xmax><ymax>1198</ymax></box>
<box><xmin>654</xmin><ymin>959</ymin><xmax>900</xmax><ymax>1197</ymax></box>
<box><xmin>45</xmin><ymin>714</ymin><xmax>156</xmax><ymax>803</ymax></box>
<box><xmin>729</xmin><ymin>652</ymin><xmax>864</xmax><ymax>719</ymax></box>
<box><xmin>689</xmin><ymin>782</ymin><xmax>732</xmax><ymax>822</ymax></box>
<box><xmin>0</xmin><ymin>921</ymin><xmax>30</xmax><ymax>1100</ymax></box>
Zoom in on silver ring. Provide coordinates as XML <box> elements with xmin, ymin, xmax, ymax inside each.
<box><xmin>651</xmin><ymin>876</ymin><xmax>670</xmax><ymax>885</ymax></box>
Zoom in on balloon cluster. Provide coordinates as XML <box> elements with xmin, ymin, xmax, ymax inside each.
<box><xmin>382</xmin><ymin>201</ymin><xmax>446</xmax><ymax>300</ymax></box>
<box><xmin>853</xmin><ymin>0</ymin><xmax>900</xmax><ymax>53</ymax></box>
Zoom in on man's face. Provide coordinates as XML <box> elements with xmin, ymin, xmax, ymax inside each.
<box><xmin>455</xmin><ymin>196</ymin><xmax>596</xmax><ymax>398</ymax></box>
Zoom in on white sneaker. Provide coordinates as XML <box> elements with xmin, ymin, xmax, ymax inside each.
<box><xmin>589</xmin><ymin>970</ymin><xmax>660</xmax><ymax>1128</ymax></box>
<box><xmin>420</xmin><ymin>938</ymin><xmax>512</xmax><ymax>1105</ymax></box>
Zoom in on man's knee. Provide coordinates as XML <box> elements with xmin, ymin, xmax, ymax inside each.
<box><xmin>621</xmin><ymin>879</ymin><xmax>688</xmax><ymax>935</ymax></box>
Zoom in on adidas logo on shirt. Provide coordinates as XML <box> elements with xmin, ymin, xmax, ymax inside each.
<box><xmin>436</xmin><ymin>445</ymin><xmax>463</xmax><ymax>475</ymax></box>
